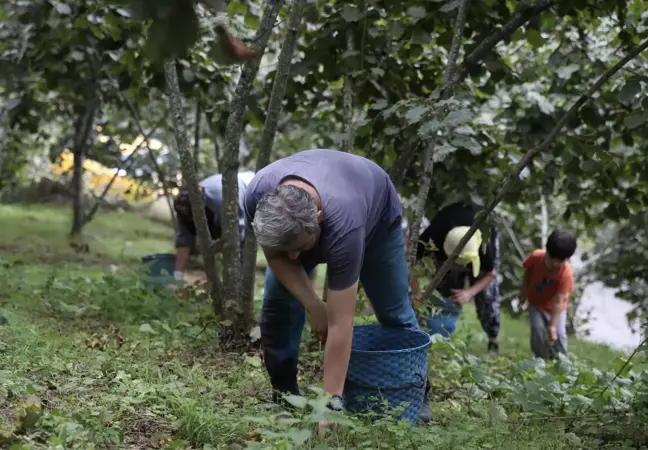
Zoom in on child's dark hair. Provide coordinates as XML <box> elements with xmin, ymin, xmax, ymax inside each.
<box><xmin>546</xmin><ymin>230</ymin><xmax>577</xmax><ymax>260</ymax></box>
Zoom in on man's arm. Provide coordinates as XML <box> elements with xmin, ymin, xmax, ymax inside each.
<box><xmin>264</xmin><ymin>251</ymin><xmax>322</xmax><ymax>308</ymax></box>
<box><xmin>469</xmin><ymin>270</ymin><xmax>496</xmax><ymax>295</ymax></box>
<box><xmin>322</xmin><ymin>283</ymin><xmax>358</xmax><ymax>396</ymax></box>
<box><xmin>520</xmin><ymin>269</ymin><xmax>531</xmax><ymax>304</ymax></box>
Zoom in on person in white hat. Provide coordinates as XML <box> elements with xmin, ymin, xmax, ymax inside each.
<box><xmin>410</xmin><ymin>200</ymin><xmax>501</xmax><ymax>354</ymax></box>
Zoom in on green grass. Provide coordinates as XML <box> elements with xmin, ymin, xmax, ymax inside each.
<box><xmin>0</xmin><ymin>203</ymin><xmax>646</xmax><ymax>449</ymax></box>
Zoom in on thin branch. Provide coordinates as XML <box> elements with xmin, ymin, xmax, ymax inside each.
<box><xmin>498</xmin><ymin>213</ymin><xmax>526</xmax><ymax>260</ymax></box>
<box><xmin>406</xmin><ymin>0</ymin><xmax>470</xmax><ymax>276</ymax></box>
<box><xmin>424</xmin><ymin>39</ymin><xmax>648</xmax><ymax>298</ymax></box>
<box><xmin>449</xmin><ymin>0</ymin><xmax>556</xmax><ymax>91</ymax></box>
<box><xmin>443</xmin><ymin>0</ymin><xmax>471</xmax><ymax>91</ymax></box>
<box><xmin>87</xmin><ymin>44</ymin><xmax>176</xmax><ymax>224</ymax></box>
<box><xmin>568</xmin><ymin>336</ymin><xmax>647</xmax><ymax>429</ymax></box>
<box><xmin>341</xmin><ymin>29</ymin><xmax>355</xmax><ymax>153</ymax></box>
<box><xmin>84</xmin><ymin>115</ymin><xmax>167</xmax><ymax>224</ymax></box>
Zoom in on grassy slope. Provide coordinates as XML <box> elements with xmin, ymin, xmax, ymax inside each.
<box><xmin>0</xmin><ymin>204</ymin><xmax>644</xmax><ymax>449</ymax></box>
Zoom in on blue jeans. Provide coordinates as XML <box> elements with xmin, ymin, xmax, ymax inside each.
<box><xmin>419</xmin><ymin>295</ymin><xmax>463</xmax><ymax>338</ymax></box>
<box><xmin>260</xmin><ymin>221</ymin><xmax>420</xmax><ymax>394</ymax></box>
<box><xmin>528</xmin><ymin>305</ymin><xmax>568</xmax><ymax>358</ymax></box>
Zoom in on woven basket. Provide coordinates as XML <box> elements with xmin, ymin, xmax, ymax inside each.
<box><xmin>343</xmin><ymin>324</ymin><xmax>431</xmax><ymax>425</ymax></box>
<box><xmin>140</xmin><ymin>253</ymin><xmax>176</xmax><ymax>285</ymax></box>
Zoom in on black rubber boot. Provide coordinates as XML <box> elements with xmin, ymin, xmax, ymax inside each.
<box><xmin>419</xmin><ymin>380</ymin><xmax>432</xmax><ymax>423</ymax></box>
<box><xmin>419</xmin><ymin>395</ymin><xmax>432</xmax><ymax>424</ymax></box>
<box><xmin>487</xmin><ymin>341</ymin><xmax>500</xmax><ymax>356</ymax></box>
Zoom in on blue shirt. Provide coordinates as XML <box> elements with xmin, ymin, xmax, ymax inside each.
<box><xmin>174</xmin><ymin>173</ymin><xmax>248</xmax><ymax>248</ymax></box>
<box><xmin>244</xmin><ymin>149</ymin><xmax>402</xmax><ymax>290</ymax></box>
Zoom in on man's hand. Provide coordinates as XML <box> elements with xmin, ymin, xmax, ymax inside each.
<box><xmin>451</xmin><ymin>288</ymin><xmax>474</xmax><ymax>305</ymax></box>
<box><xmin>412</xmin><ymin>291</ymin><xmax>424</xmax><ymax>309</ymax></box>
<box><xmin>307</xmin><ymin>300</ymin><xmax>328</xmax><ymax>342</ymax></box>
<box><xmin>547</xmin><ymin>325</ymin><xmax>558</xmax><ymax>346</ymax></box>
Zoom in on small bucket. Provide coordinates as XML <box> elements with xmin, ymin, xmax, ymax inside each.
<box><xmin>420</xmin><ymin>295</ymin><xmax>462</xmax><ymax>338</ymax></box>
<box><xmin>343</xmin><ymin>324</ymin><xmax>432</xmax><ymax>425</ymax></box>
<box><xmin>140</xmin><ymin>253</ymin><xmax>176</xmax><ymax>285</ymax></box>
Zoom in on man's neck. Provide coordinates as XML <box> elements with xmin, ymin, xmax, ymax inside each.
<box><xmin>281</xmin><ymin>178</ymin><xmax>322</xmax><ymax>209</ymax></box>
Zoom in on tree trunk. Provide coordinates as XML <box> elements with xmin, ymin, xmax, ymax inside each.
<box><xmin>69</xmin><ymin>97</ymin><xmax>97</xmax><ymax>237</ymax></box>
<box><xmin>406</xmin><ymin>0</ymin><xmax>470</xmax><ymax>279</ymax></box>
<box><xmin>193</xmin><ymin>99</ymin><xmax>202</xmax><ymax>175</ymax></box>
<box><xmin>164</xmin><ymin>61</ymin><xmax>224</xmax><ymax>315</ymax></box>
<box><xmin>540</xmin><ymin>192</ymin><xmax>549</xmax><ymax>247</ymax></box>
<box><xmin>240</xmin><ymin>0</ymin><xmax>306</xmax><ymax>325</ymax></box>
<box><xmin>406</xmin><ymin>145</ymin><xmax>434</xmax><ymax>275</ymax></box>
<box><xmin>341</xmin><ymin>30</ymin><xmax>355</xmax><ymax>153</ymax></box>
<box><xmin>424</xmin><ymin>38</ymin><xmax>648</xmax><ymax>298</ymax></box>
<box><xmin>220</xmin><ymin>0</ymin><xmax>284</xmax><ymax>327</ymax></box>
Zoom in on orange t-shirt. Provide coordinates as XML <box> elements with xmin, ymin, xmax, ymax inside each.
<box><xmin>523</xmin><ymin>249</ymin><xmax>574</xmax><ymax>313</ymax></box>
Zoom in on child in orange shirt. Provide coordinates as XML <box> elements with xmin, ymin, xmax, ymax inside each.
<box><xmin>520</xmin><ymin>230</ymin><xmax>577</xmax><ymax>358</ymax></box>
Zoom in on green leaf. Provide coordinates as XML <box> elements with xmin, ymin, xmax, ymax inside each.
<box><xmin>286</xmin><ymin>428</ymin><xmax>312</xmax><ymax>446</ymax></box>
<box><xmin>244</xmin><ymin>12</ymin><xmax>260</xmax><ymax>29</ymax></box>
<box><xmin>443</xmin><ymin>108</ymin><xmax>472</xmax><ymax>127</ymax></box>
<box><xmin>556</xmin><ymin>64</ymin><xmax>579</xmax><ymax>80</ymax></box>
<box><xmin>580</xmin><ymin>160</ymin><xmax>597</xmax><ymax>172</ymax></box>
<box><xmin>407</xmin><ymin>6</ymin><xmax>426</xmax><ymax>20</ymax></box>
<box><xmin>284</xmin><ymin>394</ymin><xmax>308</xmax><ymax>408</ymax></box>
<box><xmin>406</xmin><ymin>106</ymin><xmax>428</xmax><ymax>124</ymax></box>
<box><xmin>433</xmin><ymin>143</ymin><xmax>457</xmax><ymax>161</ymax></box>
<box><xmin>619</xmin><ymin>80</ymin><xmax>641</xmax><ymax>105</ymax></box>
<box><xmin>440</xmin><ymin>0</ymin><xmax>461</xmax><ymax>12</ymax></box>
<box><xmin>624</xmin><ymin>112</ymin><xmax>648</xmax><ymax>130</ymax></box>
<box><xmin>526</xmin><ymin>29</ymin><xmax>545</xmax><ymax>48</ymax></box>
<box><xmin>139</xmin><ymin>323</ymin><xmax>157</xmax><ymax>334</ymax></box>
<box><xmin>389</xmin><ymin>21</ymin><xmax>405</xmax><ymax>40</ymax></box>
<box><xmin>451</xmin><ymin>135</ymin><xmax>481</xmax><ymax>154</ymax></box>
<box><xmin>418</xmin><ymin>120</ymin><xmax>442</xmax><ymax>137</ymax></box>
<box><xmin>384</xmin><ymin>126</ymin><xmax>400</xmax><ymax>135</ymax></box>
<box><xmin>249</xmin><ymin>325</ymin><xmax>261</xmax><ymax>342</ymax></box>
<box><xmin>370</xmin><ymin>99</ymin><xmax>388</xmax><ymax>110</ymax></box>
<box><xmin>341</xmin><ymin>5</ymin><xmax>362</xmax><ymax>22</ymax></box>
<box><xmin>53</xmin><ymin>2</ymin><xmax>72</xmax><ymax>15</ymax></box>
<box><xmin>244</xmin><ymin>355</ymin><xmax>262</xmax><ymax>367</ymax></box>
<box><xmin>201</xmin><ymin>0</ymin><xmax>227</xmax><ymax>12</ymax></box>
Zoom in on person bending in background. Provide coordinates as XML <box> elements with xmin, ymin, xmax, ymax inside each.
<box><xmin>520</xmin><ymin>230</ymin><xmax>577</xmax><ymax>359</ymax></box>
<box><xmin>411</xmin><ymin>201</ymin><xmax>501</xmax><ymax>355</ymax></box>
<box><xmin>244</xmin><ymin>149</ymin><xmax>432</xmax><ymax>424</ymax></box>
<box><xmin>172</xmin><ymin>173</ymin><xmax>248</xmax><ymax>283</ymax></box>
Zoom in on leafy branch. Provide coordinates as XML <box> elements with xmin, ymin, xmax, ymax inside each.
<box><xmin>406</xmin><ymin>0</ymin><xmax>470</xmax><ymax>276</ymax></box>
<box><xmin>424</xmin><ymin>38</ymin><xmax>648</xmax><ymax>298</ymax></box>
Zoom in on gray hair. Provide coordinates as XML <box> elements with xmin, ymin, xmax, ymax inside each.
<box><xmin>252</xmin><ymin>184</ymin><xmax>319</xmax><ymax>251</ymax></box>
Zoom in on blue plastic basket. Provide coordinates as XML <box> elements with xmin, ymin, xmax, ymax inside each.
<box><xmin>140</xmin><ymin>253</ymin><xmax>176</xmax><ymax>285</ymax></box>
<box><xmin>343</xmin><ymin>324</ymin><xmax>432</xmax><ymax>425</ymax></box>
<box><xmin>419</xmin><ymin>295</ymin><xmax>463</xmax><ymax>338</ymax></box>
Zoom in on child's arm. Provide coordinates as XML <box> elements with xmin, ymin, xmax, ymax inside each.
<box><xmin>548</xmin><ymin>292</ymin><xmax>568</xmax><ymax>344</ymax></box>
<box><xmin>519</xmin><ymin>269</ymin><xmax>531</xmax><ymax>305</ymax></box>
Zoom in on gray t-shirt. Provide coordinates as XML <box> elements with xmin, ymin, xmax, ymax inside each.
<box><xmin>244</xmin><ymin>149</ymin><xmax>402</xmax><ymax>290</ymax></box>
<box><xmin>174</xmin><ymin>173</ymin><xmax>248</xmax><ymax>248</ymax></box>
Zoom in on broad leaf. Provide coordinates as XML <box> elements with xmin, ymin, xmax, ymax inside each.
<box><xmin>619</xmin><ymin>80</ymin><xmax>641</xmax><ymax>105</ymax></box>
<box><xmin>407</xmin><ymin>6</ymin><xmax>426</xmax><ymax>20</ymax></box>
<box><xmin>624</xmin><ymin>112</ymin><xmax>647</xmax><ymax>130</ymax></box>
<box><xmin>370</xmin><ymin>99</ymin><xmax>389</xmax><ymax>110</ymax></box>
<box><xmin>406</xmin><ymin>106</ymin><xmax>428</xmax><ymax>124</ymax></box>
<box><xmin>341</xmin><ymin>5</ymin><xmax>362</xmax><ymax>22</ymax></box>
<box><xmin>443</xmin><ymin>108</ymin><xmax>472</xmax><ymax>127</ymax></box>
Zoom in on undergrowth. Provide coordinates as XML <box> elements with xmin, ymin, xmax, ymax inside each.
<box><xmin>0</xmin><ymin>205</ymin><xmax>647</xmax><ymax>449</ymax></box>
